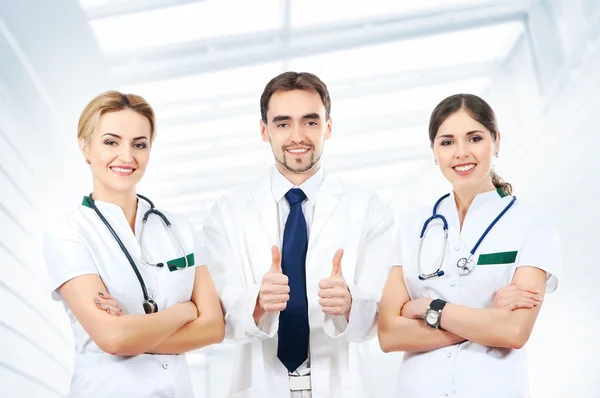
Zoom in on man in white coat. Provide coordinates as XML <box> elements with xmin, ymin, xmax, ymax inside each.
<box><xmin>202</xmin><ymin>72</ymin><xmax>399</xmax><ymax>398</ymax></box>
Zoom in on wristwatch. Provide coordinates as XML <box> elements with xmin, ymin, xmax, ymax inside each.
<box><xmin>425</xmin><ymin>299</ymin><xmax>447</xmax><ymax>329</ymax></box>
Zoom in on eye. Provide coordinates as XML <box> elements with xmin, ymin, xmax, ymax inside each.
<box><xmin>470</xmin><ymin>135</ymin><xmax>483</xmax><ymax>142</ymax></box>
<box><xmin>134</xmin><ymin>142</ymin><xmax>148</xmax><ymax>149</ymax></box>
<box><xmin>306</xmin><ymin>121</ymin><xmax>318</xmax><ymax>126</ymax></box>
<box><xmin>440</xmin><ymin>140</ymin><xmax>453</xmax><ymax>146</ymax></box>
<box><xmin>104</xmin><ymin>140</ymin><xmax>117</xmax><ymax>146</ymax></box>
<box><xmin>276</xmin><ymin>123</ymin><xmax>289</xmax><ymax>128</ymax></box>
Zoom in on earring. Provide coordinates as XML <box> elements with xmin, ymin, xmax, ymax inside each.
<box><xmin>86</xmin><ymin>159</ymin><xmax>91</xmax><ymax>164</ymax></box>
<box><xmin>434</xmin><ymin>159</ymin><xmax>438</xmax><ymax>165</ymax></box>
<box><xmin>494</xmin><ymin>153</ymin><xmax>499</xmax><ymax>158</ymax></box>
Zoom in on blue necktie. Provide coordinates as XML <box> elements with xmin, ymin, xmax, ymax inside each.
<box><xmin>277</xmin><ymin>188</ymin><xmax>309</xmax><ymax>373</ymax></box>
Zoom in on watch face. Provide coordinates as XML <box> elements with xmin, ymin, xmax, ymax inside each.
<box><xmin>426</xmin><ymin>311</ymin><xmax>439</xmax><ymax>325</ymax></box>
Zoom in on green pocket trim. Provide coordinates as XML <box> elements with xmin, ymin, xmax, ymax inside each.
<box><xmin>477</xmin><ymin>251</ymin><xmax>518</xmax><ymax>266</ymax></box>
<box><xmin>167</xmin><ymin>253</ymin><xmax>195</xmax><ymax>272</ymax></box>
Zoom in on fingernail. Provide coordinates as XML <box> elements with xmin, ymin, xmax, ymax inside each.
<box><xmin>98</xmin><ymin>292</ymin><xmax>105</xmax><ymax>297</ymax></box>
<box><xmin>94</xmin><ymin>298</ymin><xmax>102</xmax><ymax>306</ymax></box>
<box><xmin>106</xmin><ymin>308</ymin><xmax>111</xmax><ymax>314</ymax></box>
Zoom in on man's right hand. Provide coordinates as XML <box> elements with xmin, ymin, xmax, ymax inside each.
<box><xmin>254</xmin><ymin>246</ymin><xmax>290</xmax><ymax>323</ymax></box>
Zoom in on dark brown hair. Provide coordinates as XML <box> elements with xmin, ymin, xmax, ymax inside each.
<box><xmin>260</xmin><ymin>72</ymin><xmax>331</xmax><ymax>122</ymax></box>
<box><xmin>428</xmin><ymin>93</ymin><xmax>512</xmax><ymax>195</ymax></box>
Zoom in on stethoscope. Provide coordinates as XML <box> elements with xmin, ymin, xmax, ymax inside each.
<box><xmin>417</xmin><ymin>192</ymin><xmax>517</xmax><ymax>280</ymax></box>
<box><xmin>88</xmin><ymin>193</ymin><xmax>189</xmax><ymax>314</ymax></box>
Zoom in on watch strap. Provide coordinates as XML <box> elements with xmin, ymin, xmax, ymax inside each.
<box><xmin>429</xmin><ymin>299</ymin><xmax>447</xmax><ymax>312</ymax></box>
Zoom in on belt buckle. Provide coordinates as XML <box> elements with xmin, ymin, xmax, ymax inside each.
<box><xmin>289</xmin><ymin>375</ymin><xmax>311</xmax><ymax>391</ymax></box>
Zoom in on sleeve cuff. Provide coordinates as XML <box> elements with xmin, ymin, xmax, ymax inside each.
<box><xmin>225</xmin><ymin>283</ymin><xmax>279</xmax><ymax>340</ymax></box>
<box><xmin>323</xmin><ymin>283</ymin><xmax>377</xmax><ymax>341</ymax></box>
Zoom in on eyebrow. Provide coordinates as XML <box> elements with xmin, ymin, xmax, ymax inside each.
<box><xmin>437</xmin><ymin>130</ymin><xmax>484</xmax><ymax>139</ymax></box>
<box><xmin>271</xmin><ymin>113</ymin><xmax>322</xmax><ymax>123</ymax></box>
<box><xmin>102</xmin><ymin>132</ymin><xmax>148</xmax><ymax>140</ymax></box>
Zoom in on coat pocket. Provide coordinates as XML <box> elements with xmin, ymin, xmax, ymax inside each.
<box><xmin>477</xmin><ymin>251</ymin><xmax>518</xmax><ymax>266</ymax></box>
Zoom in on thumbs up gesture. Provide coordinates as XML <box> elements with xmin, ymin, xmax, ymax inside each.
<box><xmin>318</xmin><ymin>249</ymin><xmax>352</xmax><ymax>319</ymax></box>
<box><xmin>258</xmin><ymin>246</ymin><xmax>290</xmax><ymax>313</ymax></box>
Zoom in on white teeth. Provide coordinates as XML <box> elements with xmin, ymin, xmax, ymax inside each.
<box><xmin>455</xmin><ymin>164</ymin><xmax>475</xmax><ymax>172</ymax></box>
<box><xmin>288</xmin><ymin>148</ymin><xmax>308</xmax><ymax>153</ymax></box>
<box><xmin>112</xmin><ymin>167</ymin><xmax>134</xmax><ymax>174</ymax></box>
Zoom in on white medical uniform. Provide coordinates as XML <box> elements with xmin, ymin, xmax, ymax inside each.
<box><xmin>202</xmin><ymin>167</ymin><xmax>399</xmax><ymax>398</ymax></box>
<box><xmin>44</xmin><ymin>196</ymin><xmax>203</xmax><ymax>398</ymax></box>
<box><xmin>392</xmin><ymin>188</ymin><xmax>561</xmax><ymax>398</ymax></box>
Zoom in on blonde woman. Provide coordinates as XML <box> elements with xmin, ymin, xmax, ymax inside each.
<box><xmin>44</xmin><ymin>90</ymin><xmax>224</xmax><ymax>398</ymax></box>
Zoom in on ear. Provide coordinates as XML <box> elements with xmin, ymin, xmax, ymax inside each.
<box><xmin>430</xmin><ymin>145</ymin><xmax>439</xmax><ymax>165</ymax></box>
<box><xmin>324</xmin><ymin>117</ymin><xmax>333</xmax><ymax>140</ymax></box>
<box><xmin>78</xmin><ymin>137</ymin><xmax>89</xmax><ymax>161</ymax></box>
<box><xmin>495</xmin><ymin>131</ymin><xmax>501</xmax><ymax>156</ymax></box>
<box><xmin>260</xmin><ymin>119</ymin><xmax>269</xmax><ymax>143</ymax></box>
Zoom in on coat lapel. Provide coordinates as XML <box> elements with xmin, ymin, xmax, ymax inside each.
<box><xmin>247</xmin><ymin>171</ymin><xmax>279</xmax><ymax>281</ymax></box>
<box><xmin>307</xmin><ymin>174</ymin><xmax>346</xmax><ymax>261</ymax></box>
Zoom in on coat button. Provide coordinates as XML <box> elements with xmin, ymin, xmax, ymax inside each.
<box><xmin>444</xmin><ymin>393</ymin><xmax>449</xmax><ymax>397</ymax></box>
<box><xmin>149</xmin><ymin>292</ymin><xmax>156</xmax><ymax>300</ymax></box>
<box><xmin>454</xmin><ymin>246</ymin><xmax>460</xmax><ymax>251</ymax></box>
<box><xmin>447</xmin><ymin>353</ymin><xmax>452</xmax><ymax>358</ymax></box>
<box><xmin>162</xmin><ymin>362</ymin><xmax>169</xmax><ymax>370</ymax></box>
<box><xmin>450</xmin><ymin>281</ymin><xmax>456</xmax><ymax>287</ymax></box>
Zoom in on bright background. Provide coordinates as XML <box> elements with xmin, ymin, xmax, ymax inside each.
<box><xmin>0</xmin><ymin>0</ymin><xmax>599</xmax><ymax>397</ymax></box>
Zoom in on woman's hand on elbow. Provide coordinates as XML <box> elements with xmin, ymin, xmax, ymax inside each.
<box><xmin>492</xmin><ymin>283</ymin><xmax>543</xmax><ymax>311</ymax></box>
<box><xmin>94</xmin><ymin>291</ymin><xmax>125</xmax><ymax>316</ymax></box>
<box><xmin>401</xmin><ymin>297</ymin><xmax>433</xmax><ymax>320</ymax></box>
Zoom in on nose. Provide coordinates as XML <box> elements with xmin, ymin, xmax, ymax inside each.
<box><xmin>119</xmin><ymin>144</ymin><xmax>134</xmax><ymax>163</ymax></box>
<box><xmin>289</xmin><ymin>124</ymin><xmax>305</xmax><ymax>143</ymax></box>
<box><xmin>454</xmin><ymin>141</ymin><xmax>470</xmax><ymax>159</ymax></box>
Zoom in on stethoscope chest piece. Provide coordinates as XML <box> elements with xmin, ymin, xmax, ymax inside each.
<box><xmin>456</xmin><ymin>256</ymin><xmax>475</xmax><ymax>276</ymax></box>
<box><xmin>143</xmin><ymin>300</ymin><xmax>158</xmax><ymax>314</ymax></box>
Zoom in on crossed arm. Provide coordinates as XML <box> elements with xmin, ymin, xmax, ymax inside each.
<box><xmin>377</xmin><ymin>266</ymin><xmax>546</xmax><ymax>353</ymax></box>
<box><xmin>61</xmin><ymin>266</ymin><xmax>224</xmax><ymax>356</ymax></box>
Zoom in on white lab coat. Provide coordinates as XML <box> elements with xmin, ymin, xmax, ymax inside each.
<box><xmin>393</xmin><ymin>189</ymin><xmax>561</xmax><ymax>398</ymax></box>
<box><xmin>44</xmin><ymin>196</ymin><xmax>202</xmax><ymax>398</ymax></box>
<box><xmin>202</xmin><ymin>168</ymin><xmax>398</xmax><ymax>398</ymax></box>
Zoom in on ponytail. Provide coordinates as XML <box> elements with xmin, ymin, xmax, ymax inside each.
<box><xmin>491</xmin><ymin>169</ymin><xmax>513</xmax><ymax>196</ymax></box>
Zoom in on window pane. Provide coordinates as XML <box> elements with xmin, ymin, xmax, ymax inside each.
<box><xmin>89</xmin><ymin>0</ymin><xmax>282</xmax><ymax>53</ymax></box>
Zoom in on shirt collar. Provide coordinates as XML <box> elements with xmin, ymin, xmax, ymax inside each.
<box><xmin>448</xmin><ymin>187</ymin><xmax>507</xmax><ymax>212</ymax></box>
<box><xmin>271</xmin><ymin>166</ymin><xmax>324</xmax><ymax>205</ymax></box>
<box><xmin>81</xmin><ymin>194</ymin><xmax>150</xmax><ymax>231</ymax></box>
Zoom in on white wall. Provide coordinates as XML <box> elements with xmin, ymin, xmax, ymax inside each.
<box><xmin>0</xmin><ymin>1</ymin><xmax>110</xmax><ymax>396</ymax></box>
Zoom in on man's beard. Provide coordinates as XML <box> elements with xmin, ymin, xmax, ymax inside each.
<box><xmin>278</xmin><ymin>148</ymin><xmax>320</xmax><ymax>173</ymax></box>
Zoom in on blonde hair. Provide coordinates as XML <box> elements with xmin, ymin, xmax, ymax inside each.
<box><xmin>78</xmin><ymin>90</ymin><xmax>156</xmax><ymax>147</ymax></box>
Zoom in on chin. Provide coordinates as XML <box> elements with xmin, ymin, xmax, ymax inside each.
<box><xmin>106</xmin><ymin>181</ymin><xmax>139</xmax><ymax>194</ymax></box>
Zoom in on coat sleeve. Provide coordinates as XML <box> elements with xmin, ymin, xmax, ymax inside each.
<box><xmin>323</xmin><ymin>195</ymin><xmax>400</xmax><ymax>342</ymax></box>
<box><xmin>202</xmin><ymin>197</ymin><xmax>279</xmax><ymax>343</ymax></box>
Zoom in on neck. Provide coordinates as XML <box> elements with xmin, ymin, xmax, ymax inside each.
<box><xmin>92</xmin><ymin>185</ymin><xmax>138</xmax><ymax>232</ymax></box>
<box><xmin>453</xmin><ymin>178</ymin><xmax>496</xmax><ymax>228</ymax></box>
<box><xmin>276</xmin><ymin>162</ymin><xmax>321</xmax><ymax>187</ymax></box>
